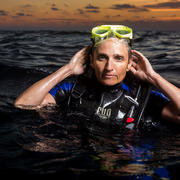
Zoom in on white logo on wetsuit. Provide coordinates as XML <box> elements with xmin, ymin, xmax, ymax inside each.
<box><xmin>96</xmin><ymin>107</ymin><xmax>112</xmax><ymax>119</ymax></box>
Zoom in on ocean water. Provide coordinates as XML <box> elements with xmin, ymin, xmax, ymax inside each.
<box><xmin>0</xmin><ymin>30</ymin><xmax>180</xmax><ymax>179</ymax></box>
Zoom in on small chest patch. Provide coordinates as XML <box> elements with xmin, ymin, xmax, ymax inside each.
<box><xmin>96</xmin><ymin>107</ymin><xmax>112</xmax><ymax>119</ymax></box>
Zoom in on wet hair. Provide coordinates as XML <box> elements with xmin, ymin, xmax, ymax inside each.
<box><xmin>90</xmin><ymin>38</ymin><xmax>132</xmax><ymax>60</ymax></box>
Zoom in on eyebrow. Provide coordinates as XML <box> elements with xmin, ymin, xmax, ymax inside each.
<box><xmin>114</xmin><ymin>54</ymin><xmax>125</xmax><ymax>58</ymax></box>
<box><xmin>114</xmin><ymin>53</ymin><xmax>123</xmax><ymax>56</ymax></box>
<box><xmin>96</xmin><ymin>53</ymin><xmax>108</xmax><ymax>57</ymax></box>
<box><xmin>97</xmin><ymin>52</ymin><xmax>107</xmax><ymax>56</ymax></box>
<box><xmin>97</xmin><ymin>52</ymin><xmax>125</xmax><ymax>58</ymax></box>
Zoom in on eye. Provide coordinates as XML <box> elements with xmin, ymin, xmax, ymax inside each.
<box><xmin>115</xmin><ymin>55</ymin><xmax>123</xmax><ymax>61</ymax></box>
<box><xmin>97</xmin><ymin>54</ymin><xmax>108</xmax><ymax>61</ymax></box>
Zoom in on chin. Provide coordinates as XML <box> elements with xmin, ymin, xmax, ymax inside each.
<box><xmin>101</xmin><ymin>79</ymin><xmax>120</xmax><ymax>86</ymax></box>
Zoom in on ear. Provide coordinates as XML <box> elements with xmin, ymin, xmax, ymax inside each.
<box><xmin>127</xmin><ymin>58</ymin><xmax>133</xmax><ymax>72</ymax></box>
<box><xmin>90</xmin><ymin>54</ymin><xmax>94</xmax><ymax>69</ymax></box>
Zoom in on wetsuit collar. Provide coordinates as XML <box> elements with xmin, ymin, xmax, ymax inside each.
<box><xmin>92</xmin><ymin>76</ymin><xmax>124</xmax><ymax>93</ymax></box>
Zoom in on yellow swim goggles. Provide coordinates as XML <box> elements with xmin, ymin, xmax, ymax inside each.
<box><xmin>91</xmin><ymin>25</ymin><xmax>133</xmax><ymax>45</ymax></box>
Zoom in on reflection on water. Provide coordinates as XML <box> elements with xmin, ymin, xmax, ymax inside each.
<box><xmin>6</xmin><ymin>105</ymin><xmax>177</xmax><ymax>179</ymax></box>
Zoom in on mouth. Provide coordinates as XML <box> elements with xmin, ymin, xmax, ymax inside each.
<box><xmin>103</xmin><ymin>74</ymin><xmax>116</xmax><ymax>79</ymax></box>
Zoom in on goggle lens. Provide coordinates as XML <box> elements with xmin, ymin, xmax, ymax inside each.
<box><xmin>95</xmin><ymin>29</ymin><xmax>109</xmax><ymax>34</ymax></box>
<box><xmin>116</xmin><ymin>30</ymin><xmax>130</xmax><ymax>35</ymax></box>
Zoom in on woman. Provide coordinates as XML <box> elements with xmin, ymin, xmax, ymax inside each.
<box><xmin>14</xmin><ymin>25</ymin><xmax>180</xmax><ymax>126</ymax></box>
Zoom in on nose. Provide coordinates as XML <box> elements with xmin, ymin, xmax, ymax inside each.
<box><xmin>105</xmin><ymin>59</ymin><xmax>113</xmax><ymax>71</ymax></box>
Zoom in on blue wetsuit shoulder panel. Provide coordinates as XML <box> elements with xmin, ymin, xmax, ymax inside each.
<box><xmin>144</xmin><ymin>89</ymin><xmax>170</xmax><ymax>122</ymax></box>
<box><xmin>49</xmin><ymin>82</ymin><xmax>74</xmax><ymax>98</ymax></box>
<box><xmin>150</xmin><ymin>90</ymin><xmax>169</xmax><ymax>101</ymax></box>
<box><xmin>121</xmin><ymin>83</ymin><xmax>129</xmax><ymax>92</ymax></box>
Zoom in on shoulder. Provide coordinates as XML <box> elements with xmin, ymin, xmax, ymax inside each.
<box><xmin>49</xmin><ymin>76</ymin><xmax>76</xmax><ymax>98</ymax></box>
<box><xmin>150</xmin><ymin>89</ymin><xmax>169</xmax><ymax>101</ymax></box>
<box><xmin>145</xmin><ymin>88</ymin><xmax>170</xmax><ymax>120</ymax></box>
<box><xmin>148</xmin><ymin>86</ymin><xmax>170</xmax><ymax>105</ymax></box>
<box><xmin>148</xmin><ymin>88</ymin><xmax>170</xmax><ymax>110</ymax></box>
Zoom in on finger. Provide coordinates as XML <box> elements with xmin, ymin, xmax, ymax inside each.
<box><xmin>131</xmin><ymin>52</ymin><xmax>143</xmax><ymax>62</ymax></box>
<box><xmin>131</xmin><ymin>61</ymin><xmax>137</xmax><ymax>67</ymax></box>
<box><xmin>81</xmin><ymin>46</ymin><xmax>91</xmax><ymax>53</ymax></box>
<box><xmin>84</xmin><ymin>46</ymin><xmax>92</xmax><ymax>56</ymax></box>
<box><xmin>78</xmin><ymin>47</ymin><xmax>90</xmax><ymax>59</ymax></box>
<box><xmin>131</xmin><ymin>55</ymin><xmax>138</xmax><ymax>63</ymax></box>
<box><xmin>76</xmin><ymin>47</ymin><xmax>86</xmax><ymax>56</ymax></box>
<box><xmin>132</xmin><ymin>50</ymin><xmax>149</xmax><ymax>62</ymax></box>
<box><xmin>129</xmin><ymin>66</ymin><xmax>137</xmax><ymax>75</ymax></box>
<box><xmin>85</xmin><ymin>45</ymin><xmax>92</xmax><ymax>50</ymax></box>
<box><xmin>132</xmin><ymin>50</ymin><xmax>144</xmax><ymax>57</ymax></box>
<box><xmin>131</xmin><ymin>61</ymin><xmax>140</xmax><ymax>70</ymax></box>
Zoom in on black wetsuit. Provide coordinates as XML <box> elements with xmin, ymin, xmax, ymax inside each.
<box><xmin>49</xmin><ymin>74</ymin><xmax>169</xmax><ymax>130</ymax></box>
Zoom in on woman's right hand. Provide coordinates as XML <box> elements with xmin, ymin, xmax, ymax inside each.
<box><xmin>68</xmin><ymin>46</ymin><xmax>91</xmax><ymax>75</ymax></box>
<box><xmin>14</xmin><ymin>46</ymin><xmax>91</xmax><ymax>108</ymax></box>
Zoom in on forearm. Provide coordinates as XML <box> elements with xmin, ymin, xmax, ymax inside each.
<box><xmin>150</xmin><ymin>72</ymin><xmax>180</xmax><ymax>113</ymax></box>
<box><xmin>131</xmin><ymin>50</ymin><xmax>180</xmax><ymax>122</ymax></box>
<box><xmin>15</xmin><ymin>64</ymin><xmax>73</xmax><ymax>106</ymax></box>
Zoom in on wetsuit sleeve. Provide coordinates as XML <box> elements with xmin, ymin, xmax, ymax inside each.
<box><xmin>145</xmin><ymin>90</ymin><xmax>170</xmax><ymax>120</ymax></box>
<box><xmin>49</xmin><ymin>81</ymin><xmax>74</xmax><ymax>105</ymax></box>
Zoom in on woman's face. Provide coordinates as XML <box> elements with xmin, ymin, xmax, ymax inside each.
<box><xmin>90</xmin><ymin>38</ymin><xmax>132</xmax><ymax>86</ymax></box>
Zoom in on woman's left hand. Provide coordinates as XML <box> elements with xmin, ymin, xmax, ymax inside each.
<box><xmin>129</xmin><ymin>50</ymin><xmax>156</xmax><ymax>85</ymax></box>
<box><xmin>130</xmin><ymin>50</ymin><xmax>180</xmax><ymax>124</ymax></box>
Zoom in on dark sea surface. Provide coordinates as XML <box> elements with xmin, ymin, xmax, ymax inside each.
<box><xmin>0</xmin><ymin>30</ymin><xmax>180</xmax><ymax>180</ymax></box>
